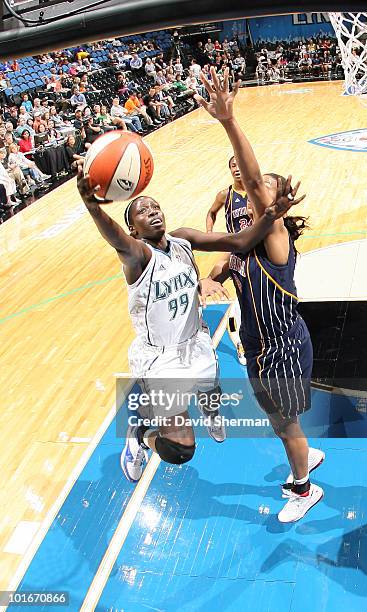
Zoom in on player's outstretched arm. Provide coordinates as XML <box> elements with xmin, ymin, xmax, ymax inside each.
<box><xmin>174</xmin><ymin>181</ymin><xmax>303</xmax><ymax>253</ymax></box>
<box><xmin>206</xmin><ymin>190</ymin><xmax>227</xmax><ymax>232</ymax></box>
<box><xmin>77</xmin><ymin>170</ymin><xmax>151</xmax><ymax>277</ymax></box>
<box><xmin>195</xmin><ymin>66</ymin><xmax>271</xmax><ymax>215</ymax></box>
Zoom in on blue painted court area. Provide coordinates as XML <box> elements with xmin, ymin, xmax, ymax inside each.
<box><xmin>10</xmin><ymin>304</ymin><xmax>367</xmax><ymax>611</ymax></box>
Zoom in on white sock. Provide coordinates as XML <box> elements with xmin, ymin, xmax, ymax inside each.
<box><xmin>293</xmin><ymin>473</ymin><xmax>310</xmax><ymax>486</ymax></box>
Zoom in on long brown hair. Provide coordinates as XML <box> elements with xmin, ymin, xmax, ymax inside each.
<box><xmin>266</xmin><ymin>173</ymin><xmax>309</xmax><ymax>246</ymax></box>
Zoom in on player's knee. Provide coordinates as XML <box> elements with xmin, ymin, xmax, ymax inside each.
<box><xmin>155</xmin><ymin>435</ymin><xmax>195</xmax><ymax>465</ymax></box>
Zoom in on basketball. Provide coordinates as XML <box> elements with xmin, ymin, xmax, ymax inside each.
<box><xmin>83</xmin><ymin>130</ymin><xmax>154</xmax><ymax>201</ymax></box>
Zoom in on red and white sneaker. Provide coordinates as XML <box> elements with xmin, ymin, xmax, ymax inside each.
<box><xmin>278</xmin><ymin>484</ymin><xmax>324</xmax><ymax>523</ymax></box>
<box><xmin>282</xmin><ymin>448</ymin><xmax>325</xmax><ymax>497</ymax></box>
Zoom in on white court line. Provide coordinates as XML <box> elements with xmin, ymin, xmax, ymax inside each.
<box><xmin>81</xmin><ymin>304</ymin><xmax>232</xmax><ymax>611</ymax></box>
<box><xmin>2</xmin><ymin>377</ymin><xmax>132</xmax><ymax>612</ymax></box>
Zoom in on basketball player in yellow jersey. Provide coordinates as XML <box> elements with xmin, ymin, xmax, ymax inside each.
<box><xmin>206</xmin><ymin>156</ymin><xmax>251</xmax><ymax>365</ymax></box>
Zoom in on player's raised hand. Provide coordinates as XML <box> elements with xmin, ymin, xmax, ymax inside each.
<box><xmin>199</xmin><ymin>277</ymin><xmax>230</xmax><ymax>308</ymax></box>
<box><xmin>77</xmin><ymin>166</ymin><xmax>112</xmax><ymax>210</ymax></box>
<box><xmin>194</xmin><ymin>66</ymin><xmax>240</xmax><ymax>123</ymax></box>
<box><xmin>265</xmin><ymin>176</ymin><xmax>306</xmax><ymax>220</ymax></box>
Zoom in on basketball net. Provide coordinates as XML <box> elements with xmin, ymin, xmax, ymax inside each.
<box><xmin>329</xmin><ymin>12</ymin><xmax>367</xmax><ymax>105</ymax></box>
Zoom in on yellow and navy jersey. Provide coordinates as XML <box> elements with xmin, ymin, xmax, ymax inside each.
<box><xmin>224</xmin><ymin>185</ymin><xmax>252</xmax><ymax>234</ymax></box>
<box><xmin>229</xmin><ymin>236</ymin><xmax>300</xmax><ymax>344</ymax></box>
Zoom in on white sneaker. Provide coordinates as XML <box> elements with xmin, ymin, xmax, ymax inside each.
<box><xmin>120</xmin><ymin>425</ymin><xmax>148</xmax><ymax>482</ymax></box>
<box><xmin>198</xmin><ymin>404</ymin><xmax>226</xmax><ymax>443</ymax></box>
<box><xmin>206</xmin><ymin>413</ymin><xmax>226</xmax><ymax>443</ymax></box>
<box><xmin>282</xmin><ymin>448</ymin><xmax>325</xmax><ymax>497</ymax></box>
<box><xmin>278</xmin><ymin>484</ymin><xmax>324</xmax><ymax>523</ymax></box>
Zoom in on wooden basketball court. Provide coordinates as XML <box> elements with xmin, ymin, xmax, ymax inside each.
<box><xmin>1</xmin><ymin>80</ymin><xmax>367</xmax><ymax>596</ymax></box>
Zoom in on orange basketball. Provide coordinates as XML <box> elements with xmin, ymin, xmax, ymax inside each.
<box><xmin>83</xmin><ymin>130</ymin><xmax>154</xmax><ymax>201</ymax></box>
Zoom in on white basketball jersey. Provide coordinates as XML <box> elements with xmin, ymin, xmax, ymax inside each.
<box><xmin>126</xmin><ymin>234</ymin><xmax>201</xmax><ymax>347</ymax></box>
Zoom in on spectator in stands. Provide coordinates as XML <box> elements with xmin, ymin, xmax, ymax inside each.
<box><xmin>32</xmin><ymin>98</ymin><xmax>42</xmax><ymax>115</ymax></box>
<box><xmin>195</xmin><ymin>41</ymin><xmax>207</xmax><ymax>65</ymax></box>
<box><xmin>8</xmin><ymin>107</ymin><xmax>19</xmax><ymax>129</ymax></box>
<box><xmin>124</xmin><ymin>91</ymin><xmax>153</xmax><ymax>128</ymax></box>
<box><xmin>3</xmin><ymin>147</ymin><xmax>30</xmax><ymax>196</ymax></box>
<box><xmin>15</xmin><ymin>117</ymin><xmax>34</xmax><ymax>139</ymax></box>
<box><xmin>184</xmin><ymin>75</ymin><xmax>204</xmax><ymax>97</ymax></box>
<box><xmin>18</xmin><ymin>106</ymin><xmax>32</xmax><ymax>122</ymax></box>
<box><xmin>222</xmin><ymin>38</ymin><xmax>230</xmax><ymax>53</ymax></box>
<box><xmin>153</xmin><ymin>85</ymin><xmax>174</xmax><ymax>118</ymax></box>
<box><xmin>173</xmin><ymin>57</ymin><xmax>184</xmax><ymax>77</ymax></box>
<box><xmin>0</xmin><ymin>148</ymin><xmax>21</xmax><ymax>204</ymax></box>
<box><xmin>205</xmin><ymin>38</ymin><xmax>215</xmax><ymax>56</ymax></box>
<box><xmin>119</xmin><ymin>50</ymin><xmax>132</xmax><ymax>69</ymax></box>
<box><xmin>172</xmin><ymin>74</ymin><xmax>188</xmax><ymax>92</ymax></box>
<box><xmin>95</xmin><ymin>104</ymin><xmax>116</xmax><ymax>131</ymax></box>
<box><xmin>21</xmin><ymin>94</ymin><xmax>33</xmax><ymax>114</ymax></box>
<box><xmin>154</xmin><ymin>70</ymin><xmax>170</xmax><ymax>89</ymax></box>
<box><xmin>0</xmin><ymin>72</ymin><xmax>9</xmax><ymax>91</ymax></box>
<box><xmin>145</xmin><ymin>58</ymin><xmax>156</xmax><ymax>79</ymax></box>
<box><xmin>130</xmin><ymin>53</ymin><xmax>143</xmax><ymax>72</ymax></box>
<box><xmin>190</xmin><ymin>58</ymin><xmax>202</xmax><ymax>80</ymax></box>
<box><xmin>79</xmin><ymin>74</ymin><xmax>95</xmax><ymax>93</ymax></box>
<box><xmin>256</xmin><ymin>53</ymin><xmax>270</xmax><ymax>83</ymax></box>
<box><xmin>214</xmin><ymin>40</ymin><xmax>221</xmax><ymax>51</ymax></box>
<box><xmin>201</xmin><ymin>64</ymin><xmax>212</xmax><ymax>80</ymax></box>
<box><xmin>47</xmin><ymin>120</ymin><xmax>61</xmax><ymax>143</ymax></box>
<box><xmin>75</xmin><ymin>48</ymin><xmax>89</xmax><ymax>62</ymax></box>
<box><xmin>9</xmin><ymin>59</ymin><xmax>20</xmax><ymax>72</ymax></box>
<box><xmin>18</xmin><ymin>129</ymin><xmax>33</xmax><ymax>154</ymax></box>
<box><xmin>34</xmin><ymin>123</ymin><xmax>50</xmax><ymax>146</ymax></box>
<box><xmin>0</xmin><ymin>124</ymin><xmax>6</xmax><ymax>148</ymax></box>
<box><xmin>4</xmin><ymin>132</ymin><xmax>15</xmax><ymax>153</ymax></box>
<box><xmin>8</xmin><ymin>142</ymin><xmax>49</xmax><ymax>186</ymax></box>
<box><xmin>32</xmin><ymin>113</ymin><xmax>43</xmax><ymax>133</ymax></box>
<box><xmin>73</xmin><ymin>109</ymin><xmax>84</xmax><ymax>132</ymax></box>
<box><xmin>49</xmin><ymin>106</ymin><xmax>63</xmax><ymax>127</ymax></box>
<box><xmin>75</xmin><ymin>59</ymin><xmax>88</xmax><ymax>76</ymax></box>
<box><xmin>298</xmin><ymin>54</ymin><xmax>312</xmax><ymax>76</ymax></box>
<box><xmin>84</xmin><ymin>116</ymin><xmax>103</xmax><ymax>147</ymax></box>
<box><xmin>268</xmin><ymin>58</ymin><xmax>282</xmax><ymax>82</ymax></box>
<box><xmin>311</xmin><ymin>53</ymin><xmax>322</xmax><ymax>77</ymax></box>
<box><xmin>70</xmin><ymin>86</ymin><xmax>87</xmax><ymax>110</ymax></box>
<box><xmin>45</xmin><ymin>74</ymin><xmax>63</xmax><ymax>93</ymax></box>
<box><xmin>155</xmin><ymin>53</ymin><xmax>167</xmax><ymax>71</ymax></box>
<box><xmin>232</xmin><ymin>51</ymin><xmax>246</xmax><ymax>80</ymax></box>
<box><xmin>68</xmin><ymin>63</ymin><xmax>79</xmax><ymax>77</ymax></box>
<box><xmin>110</xmin><ymin>97</ymin><xmax>144</xmax><ymax>132</ymax></box>
<box><xmin>64</xmin><ymin>134</ymin><xmax>84</xmax><ymax>171</ymax></box>
<box><xmin>116</xmin><ymin>73</ymin><xmax>129</xmax><ymax>96</ymax></box>
<box><xmin>321</xmin><ymin>50</ymin><xmax>332</xmax><ymax>76</ymax></box>
<box><xmin>140</xmin><ymin>90</ymin><xmax>163</xmax><ymax>125</ymax></box>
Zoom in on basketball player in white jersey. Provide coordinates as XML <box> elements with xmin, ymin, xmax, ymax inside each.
<box><xmin>77</xmin><ymin>137</ymin><xmax>301</xmax><ymax>484</ymax></box>
<box><xmin>206</xmin><ymin>156</ymin><xmax>251</xmax><ymax>366</ymax></box>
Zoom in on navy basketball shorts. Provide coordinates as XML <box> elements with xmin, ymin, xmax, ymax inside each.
<box><xmin>242</xmin><ymin>317</ymin><xmax>313</xmax><ymax>419</ymax></box>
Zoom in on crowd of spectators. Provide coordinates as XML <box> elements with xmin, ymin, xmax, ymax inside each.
<box><xmin>0</xmin><ymin>29</ymin><xmax>345</xmax><ymax>223</ymax></box>
<box><xmin>253</xmin><ymin>36</ymin><xmax>343</xmax><ymax>83</ymax></box>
